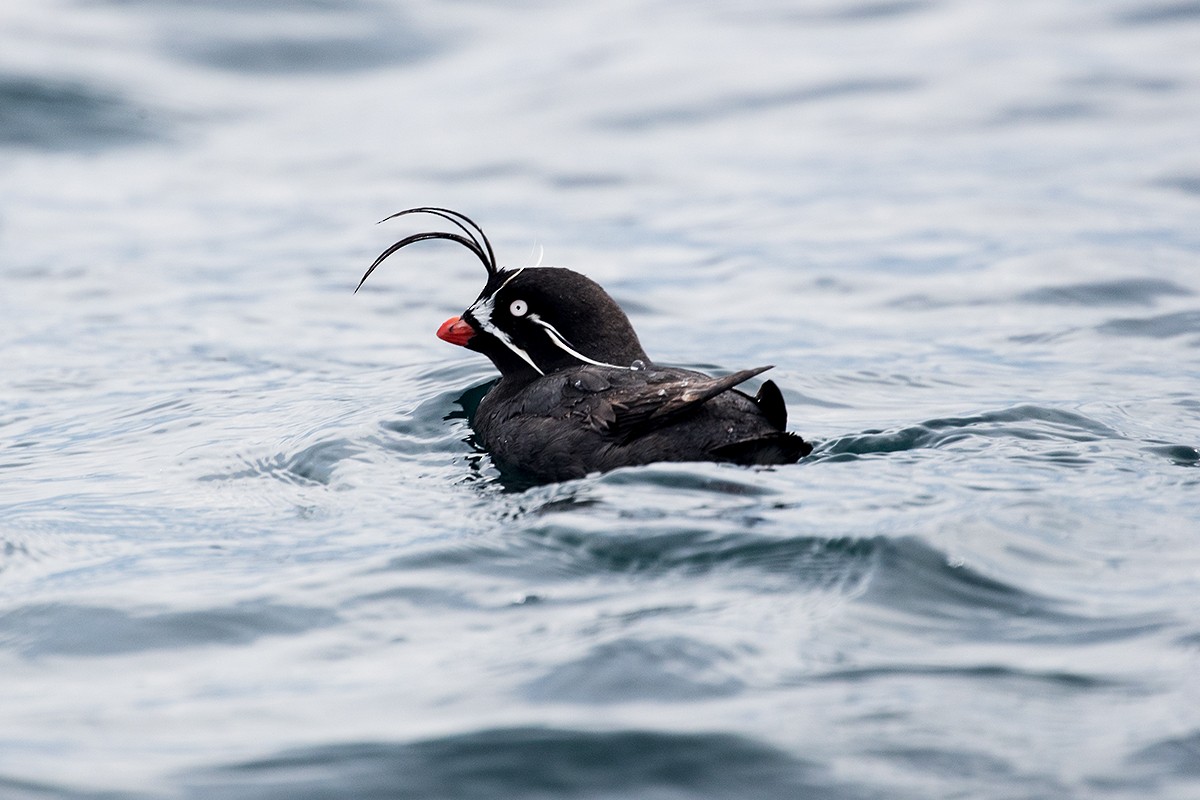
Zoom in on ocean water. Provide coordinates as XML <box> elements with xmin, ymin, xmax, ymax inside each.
<box><xmin>2</xmin><ymin>0</ymin><xmax>1199</xmax><ymax>797</ymax></box>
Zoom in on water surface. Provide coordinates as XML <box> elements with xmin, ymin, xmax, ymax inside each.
<box><xmin>2</xmin><ymin>1</ymin><xmax>1199</xmax><ymax>798</ymax></box>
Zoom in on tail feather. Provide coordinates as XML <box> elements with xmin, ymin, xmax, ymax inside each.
<box><xmin>753</xmin><ymin>379</ymin><xmax>788</xmax><ymax>430</ymax></box>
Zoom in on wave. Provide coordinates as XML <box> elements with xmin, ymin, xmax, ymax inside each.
<box><xmin>181</xmin><ymin>727</ymin><xmax>886</xmax><ymax>800</ymax></box>
<box><xmin>818</xmin><ymin>404</ymin><xmax>1121</xmax><ymax>459</ymax></box>
<box><xmin>0</xmin><ymin>600</ymin><xmax>337</xmax><ymax>659</ymax></box>
<box><xmin>0</xmin><ymin>74</ymin><xmax>167</xmax><ymax>151</ymax></box>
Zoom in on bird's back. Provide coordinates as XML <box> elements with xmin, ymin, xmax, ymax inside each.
<box><xmin>474</xmin><ymin>364</ymin><xmax>812</xmax><ymax>482</ymax></box>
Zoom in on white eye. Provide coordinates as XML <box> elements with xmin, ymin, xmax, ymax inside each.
<box><xmin>509</xmin><ymin>299</ymin><xmax>528</xmax><ymax>317</ymax></box>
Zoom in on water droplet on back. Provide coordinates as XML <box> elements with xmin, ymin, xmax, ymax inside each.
<box><xmin>630</xmin><ymin>359</ymin><xmax>646</xmax><ymax>371</ymax></box>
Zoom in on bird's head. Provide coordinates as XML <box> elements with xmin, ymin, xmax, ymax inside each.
<box><xmin>358</xmin><ymin>208</ymin><xmax>649</xmax><ymax>381</ymax></box>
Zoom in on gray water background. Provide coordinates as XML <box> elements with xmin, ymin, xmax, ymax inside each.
<box><xmin>2</xmin><ymin>0</ymin><xmax>1200</xmax><ymax>797</ymax></box>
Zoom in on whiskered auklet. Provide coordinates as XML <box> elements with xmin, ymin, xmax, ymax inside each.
<box><xmin>357</xmin><ymin>207</ymin><xmax>813</xmax><ymax>483</ymax></box>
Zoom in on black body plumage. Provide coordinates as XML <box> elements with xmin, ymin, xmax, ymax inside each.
<box><xmin>359</xmin><ymin>208</ymin><xmax>813</xmax><ymax>483</ymax></box>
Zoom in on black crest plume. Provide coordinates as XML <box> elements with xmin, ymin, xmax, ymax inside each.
<box><xmin>356</xmin><ymin>207</ymin><xmax>498</xmax><ymax>293</ymax></box>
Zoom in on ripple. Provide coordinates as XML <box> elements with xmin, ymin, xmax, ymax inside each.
<box><xmin>992</xmin><ymin>101</ymin><xmax>1099</xmax><ymax>125</ymax></box>
<box><xmin>524</xmin><ymin>636</ymin><xmax>743</xmax><ymax>703</ymax></box>
<box><xmin>821</xmin><ymin>405</ymin><xmax>1119</xmax><ymax>458</ymax></box>
<box><xmin>1155</xmin><ymin>173</ymin><xmax>1200</xmax><ymax>196</ymax></box>
<box><xmin>0</xmin><ymin>74</ymin><xmax>166</xmax><ymax>151</ymax></box>
<box><xmin>387</xmin><ymin>524</ymin><xmax>878</xmax><ymax>597</ymax></box>
<box><xmin>377</xmin><ymin>387</ymin><xmax>482</xmax><ymax>457</ymax></box>
<box><xmin>869</xmin><ymin>745</ymin><xmax>1066</xmax><ymax>796</ymax></box>
<box><xmin>208</xmin><ymin>438</ymin><xmax>364</xmax><ymax>486</ymax></box>
<box><xmin>152</xmin><ymin>2</ymin><xmax>438</xmax><ymax>73</ymax></box>
<box><xmin>0</xmin><ymin>600</ymin><xmax>338</xmax><ymax>658</ymax></box>
<box><xmin>816</xmin><ymin>663</ymin><xmax>1119</xmax><ymax>691</ymax></box>
<box><xmin>1068</xmin><ymin>72</ymin><xmax>1179</xmax><ymax>94</ymax></box>
<box><xmin>1115</xmin><ymin>2</ymin><xmax>1200</xmax><ymax>25</ymax></box>
<box><xmin>0</xmin><ymin>774</ymin><xmax>124</xmax><ymax>800</ymax></box>
<box><xmin>862</xmin><ymin>536</ymin><xmax>1050</xmax><ymax>621</ymax></box>
<box><xmin>94</xmin><ymin>0</ymin><xmax>372</xmax><ymax>7</ymax></box>
<box><xmin>1096</xmin><ymin>310</ymin><xmax>1200</xmax><ymax>339</ymax></box>
<box><xmin>515</xmin><ymin>526</ymin><xmax>878</xmax><ymax>589</ymax></box>
<box><xmin>861</xmin><ymin>537</ymin><xmax>1166</xmax><ymax>644</ymax></box>
<box><xmin>814</xmin><ymin>1</ymin><xmax>932</xmax><ymax>21</ymax></box>
<box><xmin>182</xmin><ymin>727</ymin><xmax>881</xmax><ymax>800</ymax></box>
<box><xmin>1018</xmin><ymin>278</ymin><xmax>1193</xmax><ymax>307</ymax></box>
<box><xmin>597</xmin><ymin>78</ymin><xmax>921</xmax><ymax>130</ymax></box>
<box><xmin>1129</xmin><ymin>730</ymin><xmax>1200</xmax><ymax>777</ymax></box>
<box><xmin>170</xmin><ymin>31</ymin><xmax>432</xmax><ymax>74</ymax></box>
